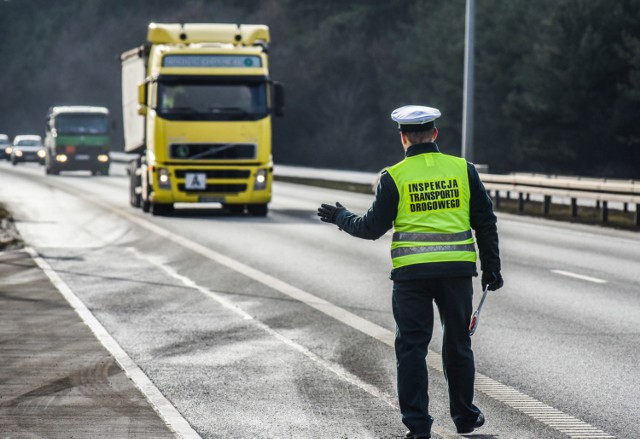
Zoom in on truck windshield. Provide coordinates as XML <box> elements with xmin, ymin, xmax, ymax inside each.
<box><xmin>156</xmin><ymin>77</ymin><xmax>268</xmax><ymax>121</ymax></box>
<box><xmin>55</xmin><ymin>114</ymin><xmax>109</xmax><ymax>134</ymax></box>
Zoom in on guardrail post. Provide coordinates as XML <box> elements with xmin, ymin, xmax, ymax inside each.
<box><xmin>623</xmin><ymin>202</ymin><xmax>628</xmax><ymax>213</ymax></box>
<box><xmin>518</xmin><ymin>193</ymin><xmax>524</xmax><ymax>212</ymax></box>
<box><xmin>601</xmin><ymin>201</ymin><xmax>608</xmax><ymax>223</ymax></box>
<box><xmin>636</xmin><ymin>204</ymin><xmax>640</xmax><ymax>227</ymax></box>
<box><xmin>494</xmin><ymin>190</ymin><xmax>501</xmax><ymax>208</ymax></box>
<box><xmin>571</xmin><ymin>198</ymin><xmax>578</xmax><ymax>218</ymax></box>
<box><xmin>543</xmin><ymin>195</ymin><xmax>551</xmax><ymax>215</ymax></box>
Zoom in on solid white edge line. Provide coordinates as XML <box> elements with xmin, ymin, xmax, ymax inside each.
<box><xmin>551</xmin><ymin>269</ymin><xmax>607</xmax><ymax>284</ymax></box>
<box><xmin>25</xmin><ymin>246</ymin><xmax>201</xmax><ymax>439</ymax></box>
<box><xmin>128</xmin><ymin>248</ymin><xmax>419</xmax><ymax>438</ymax></box>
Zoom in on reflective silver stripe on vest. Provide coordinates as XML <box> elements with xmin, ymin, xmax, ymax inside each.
<box><xmin>391</xmin><ymin>244</ymin><xmax>476</xmax><ymax>259</ymax></box>
<box><xmin>392</xmin><ymin>230</ymin><xmax>473</xmax><ymax>243</ymax></box>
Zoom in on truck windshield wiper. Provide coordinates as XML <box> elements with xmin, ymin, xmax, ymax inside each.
<box><xmin>190</xmin><ymin>143</ymin><xmax>237</xmax><ymax>159</ymax></box>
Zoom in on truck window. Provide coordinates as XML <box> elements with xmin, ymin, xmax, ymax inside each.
<box><xmin>55</xmin><ymin>114</ymin><xmax>109</xmax><ymax>134</ymax></box>
<box><xmin>156</xmin><ymin>78</ymin><xmax>267</xmax><ymax>121</ymax></box>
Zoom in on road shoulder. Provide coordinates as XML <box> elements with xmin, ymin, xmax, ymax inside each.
<box><xmin>0</xmin><ymin>249</ymin><xmax>175</xmax><ymax>437</ymax></box>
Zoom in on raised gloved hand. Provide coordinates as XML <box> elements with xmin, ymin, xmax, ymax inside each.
<box><xmin>317</xmin><ymin>202</ymin><xmax>345</xmax><ymax>224</ymax></box>
<box><xmin>482</xmin><ymin>271</ymin><xmax>504</xmax><ymax>291</ymax></box>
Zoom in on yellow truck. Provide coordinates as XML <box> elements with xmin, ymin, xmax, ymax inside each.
<box><xmin>121</xmin><ymin>23</ymin><xmax>284</xmax><ymax>216</ymax></box>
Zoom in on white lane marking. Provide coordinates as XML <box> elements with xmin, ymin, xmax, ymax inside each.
<box><xmin>551</xmin><ymin>270</ymin><xmax>608</xmax><ymax>284</ymax></box>
<box><xmin>473</xmin><ymin>376</ymin><xmax>615</xmax><ymax>438</ymax></box>
<box><xmin>117</xmin><ymin>213</ymin><xmax>615</xmax><ymax>439</ymax></box>
<box><xmin>34</xmin><ymin>183</ymin><xmax>616</xmax><ymax>439</ymax></box>
<box><xmin>25</xmin><ymin>247</ymin><xmax>201</xmax><ymax>439</ymax></box>
<box><xmin>128</xmin><ymin>248</ymin><xmax>414</xmax><ymax>439</ymax></box>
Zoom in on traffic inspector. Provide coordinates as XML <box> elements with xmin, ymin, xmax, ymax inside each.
<box><xmin>317</xmin><ymin>105</ymin><xmax>503</xmax><ymax>439</ymax></box>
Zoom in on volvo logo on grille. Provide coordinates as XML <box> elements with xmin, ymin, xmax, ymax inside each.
<box><xmin>176</xmin><ymin>144</ymin><xmax>190</xmax><ymax>158</ymax></box>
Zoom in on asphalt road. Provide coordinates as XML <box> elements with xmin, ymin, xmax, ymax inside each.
<box><xmin>0</xmin><ymin>159</ymin><xmax>637</xmax><ymax>439</ymax></box>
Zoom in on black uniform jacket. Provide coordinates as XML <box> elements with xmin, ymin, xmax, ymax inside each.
<box><xmin>334</xmin><ymin>142</ymin><xmax>501</xmax><ymax>281</ymax></box>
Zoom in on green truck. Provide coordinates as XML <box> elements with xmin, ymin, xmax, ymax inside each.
<box><xmin>44</xmin><ymin>106</ymin><xmax>111</xmax><ymax>175</ymax></box>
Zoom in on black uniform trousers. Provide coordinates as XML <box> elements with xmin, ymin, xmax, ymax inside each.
<box><xmin>392</xmin><ymin>276</ymin><xmax>481</xmax><ymax>434</ymax></box>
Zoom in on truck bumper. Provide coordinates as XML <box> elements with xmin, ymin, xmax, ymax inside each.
<box><xmin>149</xmin><ymin>165</ymin><xmax>272</xmax><ymax>205</ymax></box>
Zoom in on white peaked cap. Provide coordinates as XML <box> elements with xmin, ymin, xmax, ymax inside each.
<box><xmin>391</xmin><ymin>105</ymin><xmax>441</xmax><ymax>131</ymax></box>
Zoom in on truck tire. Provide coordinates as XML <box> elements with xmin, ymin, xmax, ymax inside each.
<box><xmin>227</xmin><ymin>204</ymin><xmax>245</xmax><ymax>215</ymax></box>
<box><xmin>129</xmin><ymin>161</ymin><xmax>141</xmax><ymax>208</ymax></box>
<box><xmin>247</xmin><ymin>204</ymin><xmax>268</xmax><ymax>217</ymax></box>
<box><xmin>130</xmin><ymin>184</ymin><xmax>141</xmax><ymax>207</ymax></box>
<box><xmin>151</xmin><ymin>203</ymin><xmax>174</xmax><ymax>216</ymax></box>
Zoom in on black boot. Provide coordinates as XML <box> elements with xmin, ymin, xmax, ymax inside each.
<box><xmin>456</xmin><ymin>412</ymin><xmax>485</xmax><ymax>434</ymax></box>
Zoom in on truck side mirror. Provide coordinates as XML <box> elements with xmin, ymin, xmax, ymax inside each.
<box><xmin>137</xmin><ymin>82</ymin><xmax>148</xmax><ymax>115</ymax></box>
<box><xmin>272</xmin><ymin>82</ymin><xmax>284</xmax><ymax>117</ymax></box>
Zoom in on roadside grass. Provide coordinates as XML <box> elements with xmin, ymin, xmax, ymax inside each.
<box><xmin>491</xmin><ymin>197</ymin><xmax>640</xmax><ymax>231</ymax></box>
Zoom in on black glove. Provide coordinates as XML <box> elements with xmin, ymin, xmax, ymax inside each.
<box><xmin>482</xmin><ymin>271</ymin><xmax>504</xmax><ymax>291</ymax></box>
<box><xmin>317</xmin><ymin>202</ymin><xmax>345</xmax><ymax>224</ymax></box>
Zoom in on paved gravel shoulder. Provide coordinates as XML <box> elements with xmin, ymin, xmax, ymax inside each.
<box><xmin>0</xmin><ymin>249</ymin><xmax>175</xmax><ymax>438</ymax></box>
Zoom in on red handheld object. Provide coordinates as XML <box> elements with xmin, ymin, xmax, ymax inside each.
<box><xmin>469</xmin><ymin>284</ymin><xmax>489</xmax><ymax>336</ymax></box>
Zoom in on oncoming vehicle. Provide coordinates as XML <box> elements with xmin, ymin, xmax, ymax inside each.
<box><xmin>44</xmin><ymin>106</ymin><xmax>111</xmax><ymax>176</ymax></box>
<box><xmin>11</xmin><ymin>135</ymin><xmax>45</xmax><ymax>165</ymax></box>
<box><xmin>121</xmin><ymin>23</ymin><xmax>284</xmax><ymax>216</ymax></box>
<box><xmin>0</xmin><ymin>134</ymin><xmax>10</xmax><ymax>160</ymax></box>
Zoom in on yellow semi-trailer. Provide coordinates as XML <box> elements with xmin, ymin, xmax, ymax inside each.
<box><xmin>121</xmin><ymin>23</ymin><xmax>284</xmax><ymax>216</ymax></box>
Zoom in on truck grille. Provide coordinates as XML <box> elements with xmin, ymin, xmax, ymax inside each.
<box><xmin>170</xmin><ymin>143</ymin><xmax>256</xmax><ymax>160</ymax></box>
<box><xmin>177</xmin><ymin>183</ymin><xmax>247</xmax><ymax>193</ymax></box>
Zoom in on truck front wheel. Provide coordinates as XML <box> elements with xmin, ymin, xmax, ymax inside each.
<box><xmin>151</xmin><ymin>203</ymin><xmax>174</xmax><ymax>216</ymax></box>
<box><xmin>226</xmin><ymin>204</ymin><xmax>245</xmax><ymax>215</ymax></box>
<box><xmin>129</xmin><ymin>161</ymin><xmax>141</xmax><ymax>208</ymax></box>
<box><xmin>247</xmin><ymin>204</ymin><xmax>268</xmax><ymax>217</ymax></box>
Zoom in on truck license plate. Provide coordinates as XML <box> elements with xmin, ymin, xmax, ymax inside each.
<box><xmin>75</xmin><ymin>154</ymin><xmax>89</xmax><ymax>160</ymax></box>
<box><xmin>185</xmin><ymin>172</ymin><xmax>207</xmax><ymax>190</ymax></box>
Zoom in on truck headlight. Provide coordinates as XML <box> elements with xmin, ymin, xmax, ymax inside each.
<box><xmin>15</xmin><ymin>150</ymin><xmax>23</xmax><ymax>157</ymax></box>
<box><xmin>56</xmin><ymin>154</ymin><xmax>68</xmax><ymax>162</ymax></box>
<box><xmin>37</xmin><ymin>150</ymin><xmax>46</xmax><ymax>158</ymax></box>
<box><xmin>157</xmin><ymin>167</ymin><xmax>171</xmax><ymax>189</ymax></box>
<box><xmin>97</xmin><ymin>154</ymin><xmax>109</xmax><ymax>162</ymax></box>
<box><xmin>254</xmin><ymin>168</ymin><xmax>268</xmax><ymax>191</ymax></box>
<box><xmin>5</xmin><ymin>147</ymin><xmax>13</xmax><ymax>155</ymax></box>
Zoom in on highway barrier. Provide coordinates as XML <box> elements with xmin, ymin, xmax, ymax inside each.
<box><xmin>110</xmin><ymin>152</ymin><xmax>639</xmax><ymax>227</ymax></box>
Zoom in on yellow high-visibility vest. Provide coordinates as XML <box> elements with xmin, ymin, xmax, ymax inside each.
<box><xmin>387</xmin><ymin>152</ymin><xmax>477</xmax><ymax>269</ymax></box>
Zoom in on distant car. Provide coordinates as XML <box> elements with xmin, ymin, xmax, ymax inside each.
<box><xmin>0</xmin><ymin>134</ymin><xmax>10</xmax><ymax>160</ymax></box>
<box><xmin>11</xmin><ymin>135</ymin><xmax>45</xmax><ymax>166</ymax></box>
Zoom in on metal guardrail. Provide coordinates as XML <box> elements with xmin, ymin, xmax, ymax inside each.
<box><xmin>109</xmin><ymin>153</ymin><xmax>639</xmax><ymax>227</ymax></box>
<box><xmin>480</xmin><ymin>173</ymin><xmax>640</xmax><ymax>225</ymax></box>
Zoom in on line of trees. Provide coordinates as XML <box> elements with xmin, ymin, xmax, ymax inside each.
<box><xmin>1</xmin><ymin>0</ymin><xmax>639</xmax><ymax>178</ymax></box>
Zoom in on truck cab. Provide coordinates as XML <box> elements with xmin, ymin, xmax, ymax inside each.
<box><xmin>121</xmin><ymin>23</ymin><xmax>284</xmax><ymax>216</ymax></box>
<box><xmin>44</xmin><ymin>106</ymin><xmax>111</xmax><ymax>176</ymax></box>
